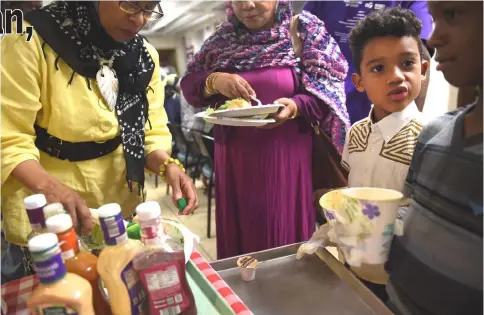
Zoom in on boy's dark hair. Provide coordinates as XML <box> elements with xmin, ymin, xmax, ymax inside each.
<box><xmin>349</xmin><ymin>7</ymin><xmax>423</xmax><ymax>74</ymax></box>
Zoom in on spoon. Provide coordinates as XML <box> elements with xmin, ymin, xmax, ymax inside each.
<box><xmin>250</xmin><ymin>95</ymin><xmax>262</xmax><ymax>106</ymax></box>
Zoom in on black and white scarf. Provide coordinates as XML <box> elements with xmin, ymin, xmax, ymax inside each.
<box><xmin>25</xmin><ymin>1</ymin><xmax>155</xmax><ymax>193</ymax></box>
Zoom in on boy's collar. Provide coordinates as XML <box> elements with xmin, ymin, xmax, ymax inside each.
<box><xmin>368</xmin><ymin>102</ymin><xmax>422</xmax><ymax>142</ymax></box>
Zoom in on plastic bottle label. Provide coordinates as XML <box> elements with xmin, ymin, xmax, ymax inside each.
<box><xmin>99</xmin><ymin>213</ymin><xmax>127</xmax><ymax>246</ymax></box>
<box><xmin>138</xmin><ymin>262</ymin><xmax>190</xmax><ymax>314</ymax></box>
<box><xmin>121</xmin><ymin>262</ymin><xmax>146</xmax><ymax>315</ymax></box>
<box><xmin>57</xmin><ymin>228</ymin><xmax>78</xmax><ymax>260</ymax></box>
<box><xmin>34</xmin><ymin>252</ymin><xmax>67</xmax><ymax>284</ymax></box>
<box><xmin>27</xmin><ymin>206</ymin><xmax>46</xmax><ymax>230</ymax></box>
<box><xmin>140</xmin><ymin>220</ymin><xmax>165</xmax><ymax>246</ymax></box>
<box><xmin>35</xmin><ymin>305</ymin><xmax>78</xmax><ymax>315</ymax></box>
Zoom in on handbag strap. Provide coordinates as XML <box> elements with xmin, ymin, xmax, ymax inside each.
<box><xmin>289</xmin><ymin>15</ymin><xmax>302</xmax><ymax>58</ymax></box>
<box><xmin>289</xmin><ymin>15</ymin><xmax>331</xmax><ymax>139</ymax></box>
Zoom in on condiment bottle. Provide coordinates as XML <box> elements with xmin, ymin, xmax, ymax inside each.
<box><xmin>96</xmin><ymin>203</ymin><xmax>146</xmax><ymax>315</ymax></box>
<box><xmin>43</xmin><ymin>203</ymin><xmax>91</xmax><ymax>253</ymax></box>
<box><xmin>24</xmin><ymin>194</ymin><xmax>48</xmax><ymax>240</ymax></box>
<box><xmin>27</xmin><ymin>233</ymin><xmax>95</xmax><ymax>315</ymax></box>
<box><xmin>43</xmin><ymin>203</ymin><xmax>66</xmax><ymax>220</ymax></box>
<box><xmin>133</xmin><ymin>201</ymin><xmax>197</xmax><ymax>315</ymax></box>
<box><xmin>45</xmin><ymin>214</ymin><xmax>112</xmax><ymax>315</ymax></box>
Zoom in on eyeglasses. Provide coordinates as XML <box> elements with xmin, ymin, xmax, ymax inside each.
<box><xmin>119</xmin><ymin>1</ymin><xmax>164</xmax><ymax>21</ymax></box>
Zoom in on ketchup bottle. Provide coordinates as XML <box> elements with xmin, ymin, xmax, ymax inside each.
<box><xmin>133</xmin><ymin>201</ymin><xmax>197</xmax><ymax>315</ymax></box>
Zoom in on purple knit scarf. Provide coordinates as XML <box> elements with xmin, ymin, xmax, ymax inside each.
<box><xmin>186</xmin><ymin>1</ymin><xmax>350</xmax><ymax>153</ymax></box>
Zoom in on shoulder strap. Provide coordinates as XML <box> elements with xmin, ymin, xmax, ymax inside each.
<box><xmin>289</xmin><ymin>14</ymin><xmax>302</xmax><ymax>58</ymax></box>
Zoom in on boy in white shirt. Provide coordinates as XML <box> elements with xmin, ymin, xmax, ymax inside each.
<box><xmin>340</xmin><ymin>7</ymin><xmax>429</xmax><ymax>302</ymax></box>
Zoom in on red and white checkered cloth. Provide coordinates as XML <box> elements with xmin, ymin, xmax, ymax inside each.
<box><xmin>190</xmin><ymin>251</ymin><xmax>253</xmax><ymax>315</ymax></box>
<box><xmin>1</xmin><ymin>250</ymin><xmax>252</xmax><ymax>315</ymax></box>
<box><xmin>1</xmin><ymin>276</ymin><xmax>37</xmax><ymax>315</ymax></box>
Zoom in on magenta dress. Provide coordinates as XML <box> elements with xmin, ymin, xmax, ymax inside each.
<box><xmin>182</xmin><ymin>67</ymin><xmax>327</xmax><ymax>259</ymax></box>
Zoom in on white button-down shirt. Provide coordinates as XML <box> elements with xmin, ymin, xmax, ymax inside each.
<box><xmin>342</xmin><ymin>103</ymin><xmax>426</xmax><ymax>193</ymax></box>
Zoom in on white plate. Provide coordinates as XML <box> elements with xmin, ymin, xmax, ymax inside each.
<box><xmin>203</xmin><ymin>115</ymin><xmax>276</xmax><ymax>127</ymax></box>
<box><xmin>209</xmin><ymin>104</ymin><xmax>283</xmax><ymax>118</ymax></box>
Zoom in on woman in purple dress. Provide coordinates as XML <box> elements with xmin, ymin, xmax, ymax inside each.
<box><xmin>181</xmin><ymin>1</ymin><xmax>349</xmax><ymax>259</ymax></box>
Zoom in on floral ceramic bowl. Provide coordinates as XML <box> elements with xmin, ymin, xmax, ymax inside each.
<box><xmin>319</xmin><ymin>189</ymin><xmax>346</xmax><ymax>226</ymax></box>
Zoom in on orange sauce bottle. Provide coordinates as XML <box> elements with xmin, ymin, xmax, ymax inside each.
<box><xmin>27</xmin><ymin>233</ymin><xmax>94</xmax><ymax>315</ymax></box>
<box><xmin>45</xmin><ymin>214</ymin><xmax>111</xmax><ymax>315</ymax></box>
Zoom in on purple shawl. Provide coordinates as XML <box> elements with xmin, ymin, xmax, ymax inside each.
<box><xmin>185</xmin><ymin>1</ymin><xmax>350</xmax><ymax>153</ymax></box>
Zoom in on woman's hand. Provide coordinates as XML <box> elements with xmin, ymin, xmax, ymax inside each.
<box><xmin>41</xmin><ymin>182</ymin><xmax>93</xmax><ymax>235</ymax></box>
<box><xmin>145</xmin><ymin>150</ymin><xmax>198</xmax><ymax>215</ymax></box>
<box><xmin>212</xmin><ymin>73</ymin><xmax>256</xmax><ymax>101</ymax></box>
<box><xmin>11</xmin><ymin>160</ymin><xmax>93</xmax><ymax>235</ymax></box>
<box><xmin>259</xmin><ymin>97</ymin><xmax>299</xmax><ymax>129</ymax></box>
<box><xmin>164</xmin><ymin>164</ymin><xmax>199</xmax><ymax>215</ymax></box>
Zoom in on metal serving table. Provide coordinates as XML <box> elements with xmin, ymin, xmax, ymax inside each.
<box><xmin>210</xmin><ymin>243</ymin><xmax>394</xmax><ymax>315</ymax></box>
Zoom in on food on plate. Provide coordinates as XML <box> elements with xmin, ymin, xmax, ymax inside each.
<box><xmin>224</xmin><ymin>98</ymin><xmax>251</xmax><ymax>110</ymax></box>
<box><xmin>206</xmin><ymin>97</ymin><xmax>251</xmax><ymax>114</ymax></box>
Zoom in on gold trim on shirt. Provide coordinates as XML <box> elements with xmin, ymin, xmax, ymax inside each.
<box><xmin>341</xmin><ymin>160</ymin><xmax>351</xmax><ymax>172</ymax></box>
<box><xmin>347</xmin><ymin>119</ymin><xmax>371</xmax><ymax>154</ymax></box>
<box><xmin>379</xmin><ymin>119</ymin><xmax>424</xmax><ymax>165</ymax></box>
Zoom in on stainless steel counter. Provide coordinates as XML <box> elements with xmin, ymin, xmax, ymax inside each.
<box><xmin>210</xmin><ymin>243</ymin><xmax>394</xmax><ymax>315</ymax></box>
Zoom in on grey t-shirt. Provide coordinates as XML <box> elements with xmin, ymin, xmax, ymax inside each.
<box><xmin>385</xmin><ymin>104</ymin><xmax>483</xmax><ymax>315</ymax></box>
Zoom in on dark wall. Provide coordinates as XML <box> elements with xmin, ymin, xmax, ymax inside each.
<box><xmin>1</xmin><ymin>1</ymin><xmax>42</xmax><ymax>15</ymax></box>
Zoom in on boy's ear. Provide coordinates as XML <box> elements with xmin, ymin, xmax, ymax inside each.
<box><xmin>352</xmin><ymin>73</ymin><xmax>365</xmax><ymax>92</ymax></box>
<box><xmin>420</xmin><ymin>60</ymin><xmax>430</xmax><ymax>80</ymax></box>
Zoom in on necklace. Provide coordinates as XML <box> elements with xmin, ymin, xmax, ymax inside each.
<box><xmin>95</xmin><ymin>54</ymin><xmax>118</xmax><ymax>111</ymax></box>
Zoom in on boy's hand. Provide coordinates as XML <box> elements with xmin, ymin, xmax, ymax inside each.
<box><xmin>313</xmin><ymin>188</ymin><xmax>330</xmax><ymax>207</ymax></box>
<box><xmin>296</xmin><ymin>223</ymin><xmax>332</xmax><ymax>260</ymax></box>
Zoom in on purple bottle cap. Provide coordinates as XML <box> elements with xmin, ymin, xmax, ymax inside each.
<box><xmin>24</xmin><ymin>194</ymin><xmax>47</xmax><ymax>229</ymax></box>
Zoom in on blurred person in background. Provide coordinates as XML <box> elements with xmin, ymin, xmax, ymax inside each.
<box><xmin>1</xmin><ymin>0</ymin><xmax>197</xmax><ymax>283</ymax></box>
<box><xmin>180</xmin><ymin>92</ymin><xmax>213</xmax><ymax>140</ymax></box>
<box><xmin>162</xmin><ymin>68</ymin><xmax>182</xmax><ymax>125</ymax></box>
<box><xmin>181</xmin><ymin>1</ymin><xmax>349</xmax><ymax>259</ymax></box>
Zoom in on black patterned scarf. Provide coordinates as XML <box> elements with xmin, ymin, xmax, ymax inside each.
<box><xmin>25</xmin><ymin>1</ymin><xmax>155</xmax><ymax>193</ymax></box>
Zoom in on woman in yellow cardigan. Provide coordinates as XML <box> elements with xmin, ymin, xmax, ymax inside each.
<box><xmin>1</xmin><ymin>1</ymin><xmax>198</xmax><ymax>282</ymax></box>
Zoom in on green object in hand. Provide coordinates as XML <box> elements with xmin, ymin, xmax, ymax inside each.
<box><xmin>127</xmin><ymin>223</ymin><xmax>141</xmax><ymax>240</ymax></box>
<box><xmin>177</xmin><ymin>198</ymin><xmax>193</xmax><ymax>215</ymax></box>
<box><xmin>177</xmin><ymin>198</ymin><xmax>187</xmax><ymax>212</ymax></box>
